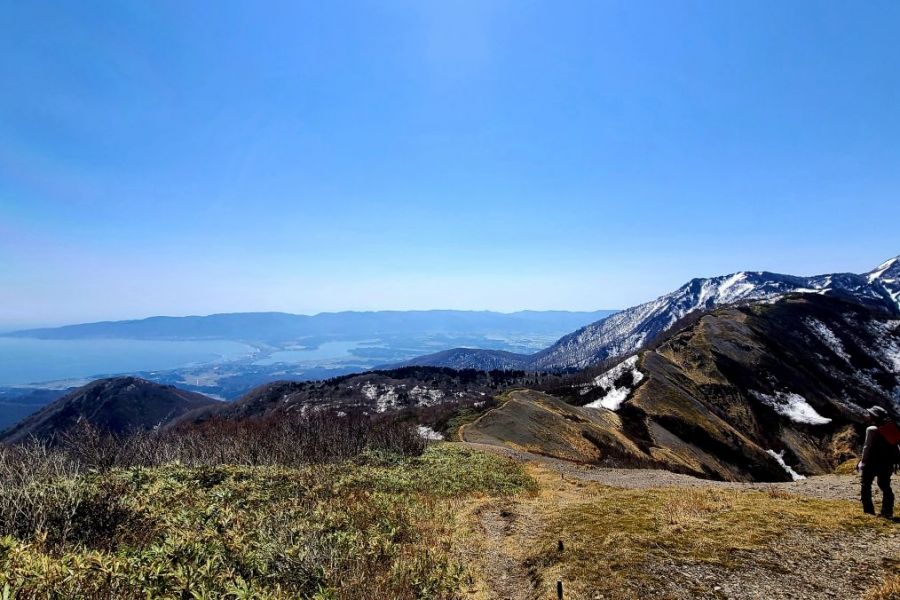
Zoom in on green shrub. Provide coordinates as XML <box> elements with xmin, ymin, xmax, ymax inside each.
<box><xmin>0</xmin><ymin>444</ymin><xmax>534</xmax><ymax>599</ymax></box>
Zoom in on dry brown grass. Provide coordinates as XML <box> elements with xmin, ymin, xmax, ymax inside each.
<box><xmin>865</xmin><ymin>553</ymin><xmax>900</xmax><ymax>600</ymax></box>
<box><xmin>867</xmin><ymin>572</ymin><xmax>900</xmax><ymax>600</ymax></box>
<box><xmin>525</xmin><ymin>480</ymin><xmax>893</xmax><ymax>599</ymax></box>
<box><xmin>834</xmin><ymin>457</ymin><xmax>861</xmax><ymax>475</ymax></box>
<box><xmin>661</xmin><ymin>487</ymin><xmax>736</xmax><ymax>529</ymax></box>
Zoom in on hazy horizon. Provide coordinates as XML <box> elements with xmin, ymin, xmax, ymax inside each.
<box><xmin>3</xmin><ymin>252</ymin><xmax>896</xmax><ymax>332</ymax></box>
<box><xmin>3</xmin><ymin>2</ymin><xmax>900</xmax><ymax>328</ymax></box>
<box><xmin>2</xmin><ymin>306</ymin><xmax>621</xmax><ymax>333</ymax></box>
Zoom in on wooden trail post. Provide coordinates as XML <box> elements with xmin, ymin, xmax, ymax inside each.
<box><xmin>556</xmin><ymin>538</ymin><xmax>565</xmax><ymax>598</ymax></box>
<box><xmin>556</xmin><ymin>537</ymin><xmax>565</xmax><ymax>598</ymax></box>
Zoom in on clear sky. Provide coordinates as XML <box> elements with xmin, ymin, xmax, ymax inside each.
<box><xmin>2</xmin><ymin>1</ymin><xmax>899</xmax><ymax>328</ymax></box>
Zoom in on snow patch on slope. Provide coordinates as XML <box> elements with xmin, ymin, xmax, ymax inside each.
<box><xmin>883</xmin><ymin>346</ymin><xmax>900</xmax><ymax>374</ymax></box>
<box><xmin>804</xmin><ymin>318</ymin><xmax>851</xmax><ymax>363</ymax></box>
<box><xmin>866</xmin><ymin>320</ymin><xmax>900</xmax><ymax>373</ymax></box>
<box><xmin>586</xmin><ymin>388</ymin><xmax>630</xmax><ymax>411</ymax></box>
<box><xmin>868</xmin><ymin>257</ymin><xmax>899</xmax><ymax>283</ymax></box>
<box><xmin>868</xmin><ymin>257</ymin><xmax>900</xmax><ymax>309</ymax></box>
<box><xmin>751</xmin><ymin>391</ymin><xmax>832</xmax><ymax>425</ymax></box>
<box><xmin>584</xmin><ymin>356</ymin><xmax>643</xmax><ymax>411</ymax></box>
<box><xmin>766</xmin><ymin>449</ymin><xmax>806</xmax><ymax>481</ymax></box>
<box><xmin>410</xmin><ymin>385</ymin><xmax>444</xmax><ymax>406</ymax></box>
<box><xmin>362</xmin><ymin>383</ymin><xmax>400</xmax><ymax>413</ymax></box>
<box><xmin>417</xmin><ymin>425</ymin><xmax>444</xmax><ymax>441</ymax></box>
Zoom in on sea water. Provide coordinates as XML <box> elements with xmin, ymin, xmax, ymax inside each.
<box><xmin>0</xmin><ymin>337</ymin><xmax>256</xmax><ymax>386</ymax></box>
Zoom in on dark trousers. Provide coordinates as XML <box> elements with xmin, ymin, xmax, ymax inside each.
<box><xmin>861</xmin><ymin>465</ymin><xmax>894</xmax><ymax>517</ymax></box>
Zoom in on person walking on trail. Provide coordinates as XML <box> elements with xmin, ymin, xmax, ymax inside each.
<box><xmin>858</xmin><ymin>406</ymin><xmax>900</xmax><ymax>519</ymax></box>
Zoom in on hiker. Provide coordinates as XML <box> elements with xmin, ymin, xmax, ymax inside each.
<box><xmin>858</xmin><ymin>406</ymin><xmax>900</xmax><ymax>519</ymax></box>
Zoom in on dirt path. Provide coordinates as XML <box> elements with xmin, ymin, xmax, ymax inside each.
<box><xmin>461</xmin><ymin>441</ymin><xmax>865</xmax><ymax>501</ymax></box>
<box><xmin>457</xmin><ymin>442</ymin><xmax>899</xmax><ymax>600</ymax></box>
<box><xmin>468</xmin><ymin>499</ymin><xmax>542</xmax><ymax>600</ymax></box>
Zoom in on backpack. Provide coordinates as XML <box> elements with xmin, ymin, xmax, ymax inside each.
<box><xmin>880</xmin><ymin>422</ymin><xmax>900</xmax><ymax>445</ymax></box>
<box><xmin>878</xmin><ymin>422</ymin><xmax>900</xmax><ymax>465</ymax></box>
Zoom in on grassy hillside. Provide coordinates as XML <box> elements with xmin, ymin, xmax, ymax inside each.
<box><xmin>1</xmin><ymin>432</ymin><xmax>896</xmax><ymax>599</ymax></box>
<box><xmin>0</xmin><ymin>444</ymin><xmax>534</xmax><ymax>599</ymax></box>
<box><xmin>460</xmin><ymin>389</ymin><xmax>649</xmax><ymax>466</ymax></box>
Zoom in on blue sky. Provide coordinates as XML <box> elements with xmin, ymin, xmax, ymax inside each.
<box><xmin>1</xmin><ymin>1</ymin><xmax>899</xmax><ymax>327</ymax></box>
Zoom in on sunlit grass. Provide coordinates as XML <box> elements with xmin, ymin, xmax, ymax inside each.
<box><xmin>528</xmin><ymin>483</ymin><xmax>893</xmax><ymax>599</ymax></box>
<box><xmin>0</xmin><ymin>444</ymin><xmax>534</xmax><ymax>599</ymax></box>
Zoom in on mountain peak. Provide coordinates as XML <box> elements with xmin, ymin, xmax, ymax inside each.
<box><xmin>868</xmin><ymin>256</ymin><xmax>900</xmax><ymax>280</ymax></box>
<box><xmin>0</xmin><ymin>376</ymin><xmax>218</xmax><ymax>444</ymax></box>
<box><xmin>866</xmin><ymin>255</ymin><xmax>900</xmax><ymax>306</ymax></box>
<box><xmin>403</xmin><ymin>258</ymin><xmax>900</xmax><ymax>373</ymax></box>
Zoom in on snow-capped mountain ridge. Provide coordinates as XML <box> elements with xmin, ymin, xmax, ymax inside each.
<box><xmin>532</xmin><ymin>262</ymin><xmax>898</xmax><ymax>370</ymax></box>
<box><xmin>397</xmin><ymin>256</ymin><xmax>900</xmax><ymax>372</ymax></box>
<box><xmin>868</xmin><ymin>256</ymin><xmax>900</xmax><ymax>306</ymax></box>
<box><xmin>868</xmin><ymin>256</ymin><xmax>899</xmax><ymax>282</ymax></box>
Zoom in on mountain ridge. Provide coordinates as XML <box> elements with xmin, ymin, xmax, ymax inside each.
<box><xmin>464</xmin><ymin>293</ymin><xmax>900</xmax><ymax>481</ymax></box>
<box><xmin>396</xmin><ymin>256</ymin><xmax>900</xmax><ymax>372</ymax></box>
<box><xmin>5</xmin><ymin>309</ymin><xmax>617</xmax><ymax>342</ymax></box>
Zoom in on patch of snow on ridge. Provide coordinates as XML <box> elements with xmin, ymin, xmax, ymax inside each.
<box><xmin>751</xmin><ymin>391</ymin><xmax>832</xmax><ymax>425</ymax></box>
<box><xmin>715</xmin><ymin>272</ymin><xmax>759</xmax><ymax>304</ymax></box>
<box><xmin>718</xmin><ymin>272</ymin><xmax>746</xmax><ymax>295</ymax></box>
<box><xmin>766</xmin><ymin>449</ymin><xmax>806</xmax><ymax>481</ymax></box>
<box><xmin>410</xmin><ymin>385</ymin><xmax>444</xmax><ymax>405</ymax></box>
<box><xmin>417</xmin><ymin>425</ymin><xmax>444</xmax><ymax>441</ymax></box>
<box><xmin>588</xmin><ymin>355</ymin><xmax>640</xmax><ymax>389</ymax></box>
<box><xmin>868</xmin><ymin>257</ymin><xmax>898</xmax><ymax>283</ymax></box>
<box><xmin>361</xmin><ymin>383</ymin><xmax>378</xmax><ymax>400</ymax></box>
<box><xmin>885</xmin><ymin>346</ymin><xmax>900</xmax><ymax>374</ymax></box>
<box><xmin>586</xmin><ymin>387</ymin><xmax>630</xmax><ymax>411</ymax></box>
<box><xmin>866</xmin><ymin>320</ymin><xmax>900</xmax><ymax>373</ymax></box>
<box><xmin>868</xmin><ymin>257</ymin><xmax>900</xmax><ymax>309</ymax></box>
<box><xmin>584</xmin><ymin>355</ymin><xmax>643</xmax><ymax>411</ymax></box>
<box><xmin>362</xmin><ymin>383</ymin><xmax>401</xmax><ymax>413</ymax></box>
<box><xmin>804</xmin><ymin>318</ymin><xmax>850</xmax><ymax>362</ymax></box>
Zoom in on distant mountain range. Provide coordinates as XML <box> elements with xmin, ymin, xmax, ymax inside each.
<box><xmin>397</xmin><ymin>256</ymin><xmax>900</xmax><ymax>372</ymax></box>
<box><xmin>3</xmin><ymin>257</ymin><xmax>898</xmax><ymax>483</ymax></box>
<box><xmin>5</xmin><ymin>310</ymin><xmax>617</xmax><ymax>343</ymax></box>
<box><xmin>10</xmin><ymin>290</ymin><xmax>896</xmax><ymax>483</ymax></box>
